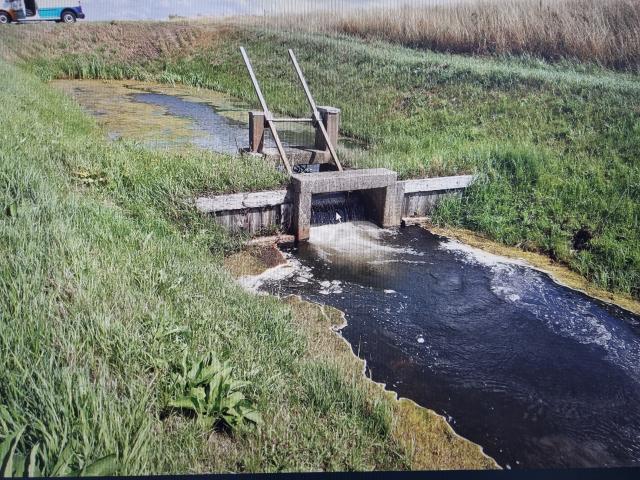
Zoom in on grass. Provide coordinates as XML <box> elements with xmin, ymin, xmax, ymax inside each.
<box><xmin>1</xmin><ymin>11</ymin><xmax>638</xmax><ymax>474</ymax></box>
<box><xmin>2</xmin><ymin>22</ymin><xmax>636</xmax><ymax>298</ymax></box>
<box><xmin>0</xmin><ymin>59</ymin><xmax>496</xmax><ymax>473</ymax></box>
<box><xmin>275</xmin><ymin>0</ymin><xmax>640</xmax><ymax>72</ymax></box>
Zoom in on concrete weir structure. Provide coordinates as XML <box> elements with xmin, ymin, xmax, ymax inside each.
<box><xmin>196</xmin><ymin>171</ymin><xmax>474</xmax><ymax>241</ymax></box>
<box><xmin>219</xmin><ymin>47</ymin><xmax>475</xmax><ymax>241</ymax></box>
<box><xmin>291</xmin><ymin>168</ymin><xmax>398</xmax><ymax>241</ymax></box>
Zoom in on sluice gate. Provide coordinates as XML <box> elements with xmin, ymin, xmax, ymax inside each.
<box><xmin>195</xmin><ymin>174</ymin><xmax>474</xmax><ymax>240</ymax></box>
<box><xmin>196</xmin><ymin>48</ymin><xmax>475</xmax><ymax>241</ymax></box>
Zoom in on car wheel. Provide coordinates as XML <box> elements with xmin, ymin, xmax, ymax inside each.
<box><xmin>62</xmin><ymin>11</ymin><xmax>76</xmax><ymax>23</ymax></box>
<box><xmin>0</xmin><ymin>12</ymin><xmax>11</xmax><ymax>24</ymax></box>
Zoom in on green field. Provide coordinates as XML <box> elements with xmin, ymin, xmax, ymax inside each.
<box><xmin>4</xmin><ymin>23</ymin><xmax>638</xmax><ymax>298</ymax></box>
<box><xmin>1</xmin><ymin>19</ymin><xmax>639</xmax><ymax>474</ymax></box>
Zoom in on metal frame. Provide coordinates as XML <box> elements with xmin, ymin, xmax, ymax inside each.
<box><xmin>240</xmin><ymin>46</ymin><xmax>343</xmax><ymax>174</ymax></box>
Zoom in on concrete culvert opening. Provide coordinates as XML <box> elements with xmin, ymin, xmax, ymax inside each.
<box><xmin>292</xmin><ymin>168</ymin><xmax>399</xmax><ymax>242</ymax></box>
<box><xmin>311</xmin><ymin>192</ymin><xmax>367</xmax><ymax>225</ymax></box>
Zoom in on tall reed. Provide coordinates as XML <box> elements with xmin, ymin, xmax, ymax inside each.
<box><xmin>270</xmin><ymin>0</ymin><xmax>640</xmax><ymax>71</ymax></box>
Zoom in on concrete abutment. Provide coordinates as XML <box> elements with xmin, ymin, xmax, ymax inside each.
<box><xmin>291</xmin><ymin>168</ymin><xmax>398</xmax><ymax>241</ymax></box>
<box><xmin>196</xmin><ymin>172</ymin><xmax>475</xmax><ymax>242</ymax></box>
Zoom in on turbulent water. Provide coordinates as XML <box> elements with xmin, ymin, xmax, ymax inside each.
<box><xmin>311</xmin><ymin>192</ymin><xmax>368</xmax><ymax>225</ymax></box>
<box><xmin>254</xmin><ymin>221</ymin><xmax>640</xmax><ymax>469</ymax></box>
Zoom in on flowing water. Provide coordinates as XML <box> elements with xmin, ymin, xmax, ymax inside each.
<box><xmin>53</xmin><ymin>78</ymin><xmax>640</xmax><ymax>469</ymax></box>
<box><xmin>311</xmin><ymin>192</ymin><xmax>367</xmax><ymax>225</ymax></box>
<box><xmin>251</xmin><ymin>221</ymin><xmax>640</xmax><ymax>469</ymax></box>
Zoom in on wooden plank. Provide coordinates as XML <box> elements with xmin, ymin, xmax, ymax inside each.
<box><xmin>402</xmin><ymin>191</ymin><xmax>463</xmax><ymax>217</ymax></box>
<box><xmin>271</xmin><ymin>118</ymin><xmax>314</xmax><ymax>123</ymax></box>
<box><xmin>240</xmin><ymin>47</ymin><xmax>293</xmax><ymax>175</ymax></box>
<box><xmin>403</xmin><ymin>192</ymin><xmax>438</xmax><ymax>217</ymax></box>
<box><xmin>262</xmin><ymin>147</ymin><xmax>333</xmax><ymax>165</ymax></box>
<box><xmin>280</xmin><ymin>203</ymin><xmax>293</xmax><ymax>231</ymax></box>
<box><xmin>401</xmin><ymin>175</ymin><xmax>475</xmax><ymax>194</ymax></box>
<box><xmin>214</xmin><ymin>208</ymin><xmax>279</xmax><ymax>234</ymax></box>
<box><xmin>315</xmin><ymin>107</ymin><xmax>340</xmax><ymax>154</ymax></box>
<box><xmin>249</xmin><ymin>111</ymin><xmax>265</xmax><ymax>152</ymax></box>
<box><xmin>288</xmin><ymin>49</ymin><xmax>343</xmax><ymax>171</ymax></box>
<box><xmin>195</xmin><ymin>190</ymin><xmax>291</xmax><ymax>213</ymax></box>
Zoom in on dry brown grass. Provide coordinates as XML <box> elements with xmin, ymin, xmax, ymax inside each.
<box><xmin>273</xmin><ymin>0</ymin><xmax>640</xmax><ymax>71</ymax></box>
<box><xmin>3</xmin><ymin>1</ymin><xmax>637</xmax><ymax>70</ymax></box>
<box><xmin>0</xmin><ymin>20</ymin><xmax>240</xmax><ymax>63</ymax></box>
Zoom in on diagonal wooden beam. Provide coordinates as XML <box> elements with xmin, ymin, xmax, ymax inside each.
<box><xmin>240</xmin><ymin>47</ymin><xmax>293</xmax><ymax>175</ymax></box>
<box><xmin>288</xmin><ymin>49</ymin><xmax>343</xmax><ymax>171</ymax></box>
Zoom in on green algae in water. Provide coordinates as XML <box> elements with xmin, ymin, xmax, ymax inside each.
<box><xmin>51</xmin><ymin>79</ymin><xmax>209</xmax><ymax>149</ymax></box>
<box><xmin>51</xmin><ymin>79</ymin><xmax>324</xmax><ymax>154</ymax></box>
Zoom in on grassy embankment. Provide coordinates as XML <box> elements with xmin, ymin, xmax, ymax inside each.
<box><xmin>1</xmin><ymin>2</ymin><xmax>638</xmax><ymax>472</ymax></box>
<box><xmin>2</xmin><ymin>18</ymin><xmax>638</xmax><ymax>298</ymax></box>
<box><xmin>0</xmin><ymin>57</ymin><xmax>495</xmax><ymax>473</ymax></box>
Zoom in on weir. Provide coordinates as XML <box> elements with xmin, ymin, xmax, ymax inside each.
<box><xmin>195</xmin><ymin>48</ymin><xmax>475</xmax><ymax>240</ymax></box>
<box><xmin>291</xmin><ymin>168</ymin><xmax>399</xmax><ymax>241</ymax></box>
<box><xmin>311</xmin><ymin>192</ymin><xmax>367</xmax><ymax>225</ymax></box>
<box><xmin>196</xmin><ymin>174</ymin><xmax>474</xmax><ymax>240</ymax></box>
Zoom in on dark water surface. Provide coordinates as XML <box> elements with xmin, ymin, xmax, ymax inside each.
<box><xmin>258</xmin><ymin>222</ymin><xmax>640</xmax><ymax>469</ymax></box>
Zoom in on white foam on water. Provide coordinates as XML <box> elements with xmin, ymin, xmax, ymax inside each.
<box><xmin>237</xmin><ymin>253</ymin><xmax>303</xmax><ymax>293</ymax></box>
<box><xmin>319</xmin><ymin>280</ymin><xmax>343</xmax><ymax>295</ymax></box>
<box><xmin>440</xmin><ymin>238</ymin><xmax>640</xmax><ymax>381</ymax></box>
<box><xmin>309</xmin><ymin>221</ymin><xmax>424</xmax><ymax>261</ymax></box>
<box><xmin>237</xmin><ymin>250</ymin><xmax>349</xmax><ymax>297</ymax></box>
<box><xmin>369</xmin><ymin>259</ymin><xmax>431</xmax><ymax>265</ymax></box>
<box><xmin>490</xmin><ymin>265</ymin><xmax>617</xmax><ymax>349</ymax></box>
<box><xmin>243</xmin><ymin>226</ymin><xmax>640</xmax><ymax>384</ymax></box>
<box><xmin>439</xmin><ymin>239</ymin><xmax>528</xmax><ymax>267</ymax></box>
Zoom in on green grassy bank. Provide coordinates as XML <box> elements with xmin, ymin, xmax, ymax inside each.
<box><xmin>2</xmin><ymin>23</ymin><xmax>638</xmax><ymax>298</ymax></box>
<box><xmin>0</xmin><ymin>60</ymin><xmax>444</xmax><ymax>474</ymax></box>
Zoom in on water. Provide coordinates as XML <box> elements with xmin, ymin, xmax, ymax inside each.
<box><xmin>130</xmin><ymin>91</ymin><xmax>248</xmax><ymax>154</ymax></box>
<box><xmin>311</xmin><ymin>192</ymin><xmax>367</xmax><ymax>225</ymax></box>
<box><xmin>254</xmin><ymin>221</ymin><xmax>640</xmax><ymax>469</ymax></box>
<box><xmin>51</xmin><ymin>79</ymin><xmax>324</xmax><ymax>154</ymax></box>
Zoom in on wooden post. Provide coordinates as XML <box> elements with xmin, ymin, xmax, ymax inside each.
<box><xmin>288</xmin><ymin>50</ymin><xmax>343</xmax><ymax>171</ymax></box>
<box><xmin>315</xmin><ymin>106</ymin><xmax>340</xmax><ymax>155</ymax></box>
<box><xmin>249</xmin><ymin>111</ymin><xmax>265</xmax><ymax>153</ymax></box>
<box><xmin>240</xmin><ymin>47</ymin><xmax>293</xmax><ymax>175</ymax></box>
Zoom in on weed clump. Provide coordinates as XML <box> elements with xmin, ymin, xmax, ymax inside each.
<box><xmin>168</xmin><ymin>353</ymin><xmax>262</xmax><ymax>431</ymax></box>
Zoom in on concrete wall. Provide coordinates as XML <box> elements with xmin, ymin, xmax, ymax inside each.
<box><xmin>196</xmin><ymin>174</ymin><xmax>474</xmax><ymax>237</ymax></box>
<box><xmin>291</xmin><ymin>169</ymin><xmax>398</xmax><ymax>241</ymax></box>
<box><xmin>195</xmin><ymin>190</ymin><xmax>292</xmax><ymax>235</ymax></box>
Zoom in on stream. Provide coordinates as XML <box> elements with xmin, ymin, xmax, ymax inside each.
<box><xmin>53</xmin><ymin>79</ymin><xmax>640</xmax><ymax>470</ymax></box>
<box><xmin>250</xmin><ymin>222</ymin><xmax>640</xmax><ymax>469</ymax></box>
<box><xmin>51</xmin><ymin>79</ymin><xmax>356</xmax><ymax>154</ymax></box>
